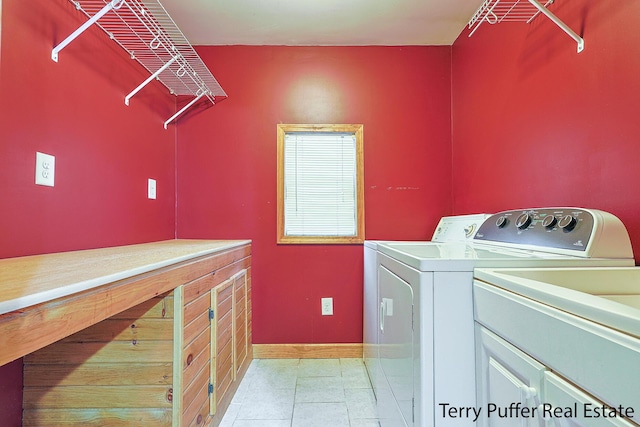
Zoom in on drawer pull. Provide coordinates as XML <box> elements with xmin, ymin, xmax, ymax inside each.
<box><xmin>196</xmin><ymin>414</ymin><xmax>203</xmax><ymax>425</ymax></box>
<box><xmin>187</xmin><ymin>353</ymin><xmax>194</xmax><ymax>365</ymax></box>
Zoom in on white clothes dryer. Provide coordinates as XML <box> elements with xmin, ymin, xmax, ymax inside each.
<box><xmin>364</xmin><ymin>213</ymin><xmax>491</xmax><ymax>400</ymax></box>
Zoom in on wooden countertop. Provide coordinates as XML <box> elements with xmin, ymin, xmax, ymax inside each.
<box><xmin>0</xmin><ymin>239</ymin><xmax>250</xmax><ymax>315</ymax></box>
<box><xmin>0</xmin><ymin>239</ymin><xmax>251</xmax><ymax>366</ymax></box>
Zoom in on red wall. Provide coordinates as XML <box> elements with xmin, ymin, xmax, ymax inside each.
<box><xmin>0</xmin><ymin>0</ymin><xmax>177</xmax><ymax>424</ymax></box>
<box><xmin>451</xmin><ymin>0</ymin><xmax>640</xmax><ymax>259</ymax></box>
<box><xmin>12</xmin><ymin>0</ymin><xmax>640</xmax><ymax>421</ymax></box>
<box><xmin>0</xmin><ymin>0</ymin><xmax>177</xmax><ymax>259</ymax></box>
<box><xmin>176</xmin><ymin>46</ymin><xmax>453</xmax><ymax>344</ymax></box>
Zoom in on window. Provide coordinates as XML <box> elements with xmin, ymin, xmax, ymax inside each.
<box><xmin>277</xmin><ymin>124</ymin><xmax>364</xmax><ymax>244</ymax></box>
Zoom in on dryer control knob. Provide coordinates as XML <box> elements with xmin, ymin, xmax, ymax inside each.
<box><xmin>515</xmin><ymin>213</ymin><xmax>532</xmax><ymax>230</ymax></box>
<box><xmin>558</xmin><ymin>215</ymin><xmax>577</xmax><ymax>231</ymax></box>
<box><xmin>496</xmin><ymin>216</ymin><xmax>509</xmax><ymax>228</ymax></box>
<box><xmin>542</xmin><ymin>214</ymin><xmax>558</xmax><ymax>229</ymax></box>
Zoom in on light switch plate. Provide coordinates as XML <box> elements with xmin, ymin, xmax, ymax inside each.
<box><xmin>148</xmin><ymin>178</ymin><xmax>157</xmax><ymax>199</ymax></box>
<box><xmin>35</xmin><ymin>152</ymin><xmax>55</xmax><ymax>187</ymax></box>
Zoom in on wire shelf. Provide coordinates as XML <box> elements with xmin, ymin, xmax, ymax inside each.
<box><xmin>54</xmin><ymin>0</ymin><xmax>227</xmax><ymax>127</ymax></box>
<box><xmin>469</xmin><ymin>0</ymin><xmax>552</xmax><ymax>32</ymax></box>
<box><xmin>467</xmin><ymin>0</ymin><xmax>584</xmax><ymax>52</ymax></box>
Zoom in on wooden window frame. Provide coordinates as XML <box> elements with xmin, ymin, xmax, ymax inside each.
<box><xmin>277</xmin><ymin>124</ymin><xmax>365</xmax><ymax>244</ymax></box>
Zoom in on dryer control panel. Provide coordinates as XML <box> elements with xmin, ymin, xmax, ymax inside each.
<box><xmin>473</xmin><ymin>208</ymin><xmax>632</xmax><ymax>258</ymax></box>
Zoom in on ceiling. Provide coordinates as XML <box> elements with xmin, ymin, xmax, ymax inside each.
<box><xmin>159</xmin><ymin>0</ymin><xmax>485</xmax><ymax>46</ymax></box>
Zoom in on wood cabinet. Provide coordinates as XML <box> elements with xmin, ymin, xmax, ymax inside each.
<box><xmin>21</xmin><ymin>242</ymin><xmax>251</xmax><ymax>427</ymax></box>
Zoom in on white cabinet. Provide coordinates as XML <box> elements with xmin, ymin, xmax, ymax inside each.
<box><xmin>475</xmin><ymin>325</ymin><xmax>636</xmax><ymax>427</ymax></box>
<box><xmin>475</xmin><ymin>325</ymin><xmax>546</xmax><ymax>427</ymax></box>
<box><xmin>474</xmin><ymin>279</ymin><xmax>640</xmax><ymax>427</ymax></box>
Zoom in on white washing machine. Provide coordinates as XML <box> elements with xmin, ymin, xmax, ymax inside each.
<box><xmin>365</xmin><ymin>208</ymin><xmax>635</xmax><ymax>427</ymax></box>
<box><xmin>364</xmin><ymin>213</ymin><xmax>491</xmax><ymax>404</ymax></box>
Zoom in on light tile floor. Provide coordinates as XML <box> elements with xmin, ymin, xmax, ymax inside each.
<box><xmin>219</xmin><ymin>358</ymin><xmax>382</xmax><ymax>427</ymax></box>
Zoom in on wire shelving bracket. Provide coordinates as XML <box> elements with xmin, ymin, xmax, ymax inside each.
<box><xmin>52</xmin><ymin>0</ymin><xmax>227</xmax><ymax>128</ymax></box>
<box><xmin>468</xmin><ymin>0</ymin><xmax>584</xmax><ymax>53</ymax></box>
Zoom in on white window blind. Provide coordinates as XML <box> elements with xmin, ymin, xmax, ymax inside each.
<box><xmin>283</xmin><ymin>132</ymin><xmax>358</xmax><ymax>237</ymax></box>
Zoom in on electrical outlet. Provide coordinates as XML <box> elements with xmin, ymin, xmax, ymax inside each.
<box><xmin>35</xmin><ymin>152</ymin><xmax>55</xmax><ymax>187</ymax></box>
<box><xmin>148</xmin><ymin>178</ymin><xmax>157</xmax><ymax>199</ymax></box>
<box><xmin>321</xmin><ymin>297</ymin><xmax>333</xmax><ymax>316</ymax></box>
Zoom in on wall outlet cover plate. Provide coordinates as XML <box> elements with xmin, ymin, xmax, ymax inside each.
<box><xmin>35</xmin><ymin>152</ymin><xmax>55</xmax><ymax>187</ymax></box>
<box><xmin>321</xmin><ymin>297</ymin><xmax>333</xmax><ymax>315</ymax></box>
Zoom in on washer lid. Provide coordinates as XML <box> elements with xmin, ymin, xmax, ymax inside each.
<box><xmin>378</xmin><ymin>240</ymin><xmax>569</xmax><ymax>258</ymax></box>
<box><xmin>376</xmin><ymin>241</ymin><xmax>632</xmax><ymax>272</ymax></box>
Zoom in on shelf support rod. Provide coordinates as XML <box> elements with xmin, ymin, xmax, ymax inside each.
<box><xmin>468</xmin><ymin>0</ymin><xmax>499</xmax><ymax>38</ymax></box>
<box><xmin>125</xmin><ymin>55</ymin><xmax>178</xmax><ymax>106</ymax></box>
<box><xmin>52</xmin><ymin>0</ymin><xmax>125</xmax><ymax>62</ymax></box>
<box><xmin>527</xmin><ymin>0</ymin><xmax>584</xmax><ymax>52</ymax></box>
<box><xmin>163</xmin><ymin>91</ymin><xmax>209</xmax><ymax>129</ymax></box>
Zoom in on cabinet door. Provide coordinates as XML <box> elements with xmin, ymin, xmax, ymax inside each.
<box><xmin>475</xmin><ymin>325</ymin><xmax>546</xmax><ymax>427</ymax></box>
<box><xmin>211</xmin><ymin>277</ymin><xmax>235</xmax><ymax>415</ymax></box>
<box><xmin>180</xmin><ymin>273</ymin><xmax>216</xmax><ymax>427</ymax></box>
